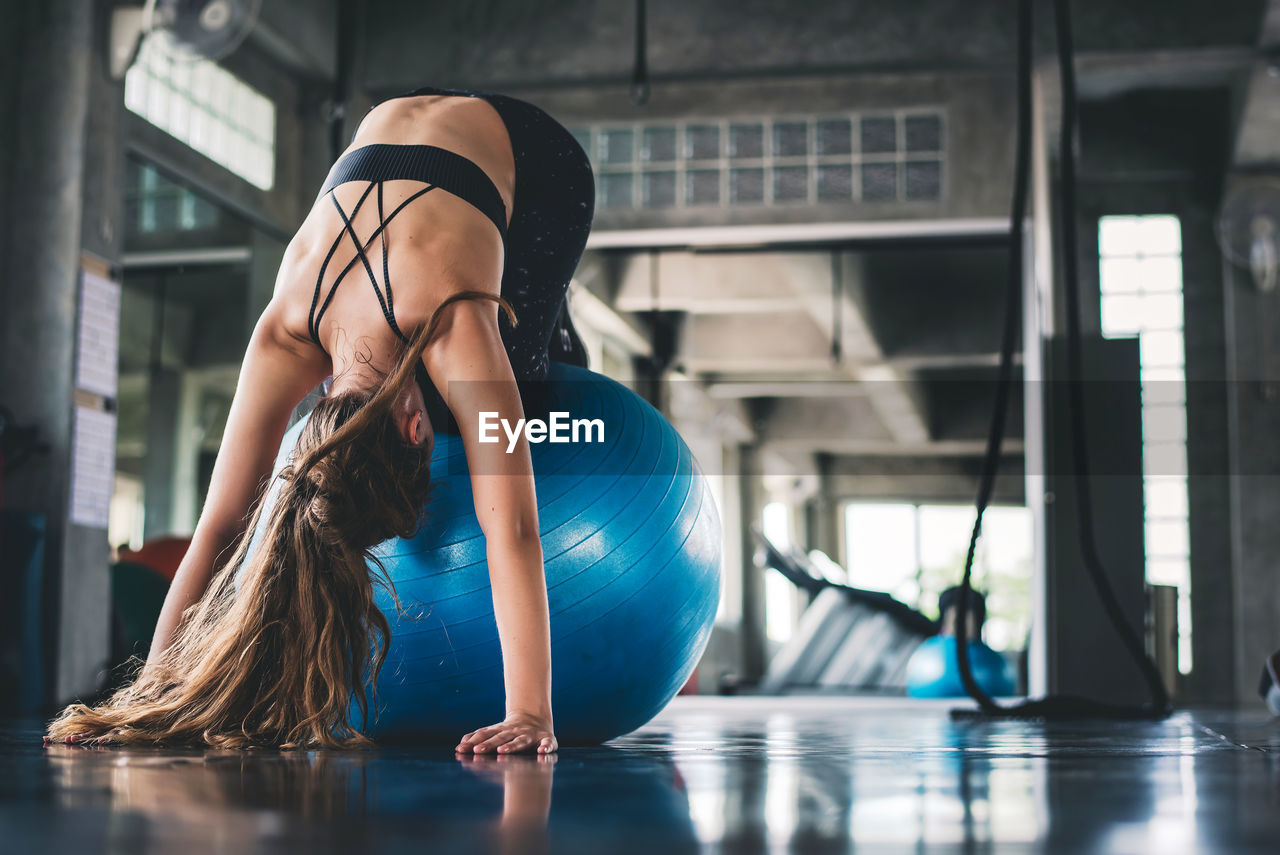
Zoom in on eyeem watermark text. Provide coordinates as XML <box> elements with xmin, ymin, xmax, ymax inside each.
<box><xmin>478</xmin><ymin>411</ymin><xmax>605</xmax><ymax>453</ymax></box>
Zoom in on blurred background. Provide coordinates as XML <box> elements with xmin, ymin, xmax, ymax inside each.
<box><xmin>1</xmin><ymin>0</ymin><xmax>1277</xmax><ymax>716</ymax></box>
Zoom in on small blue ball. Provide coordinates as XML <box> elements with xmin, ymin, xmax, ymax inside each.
<box><xmin>905</xmin><ymin>635</ymin><xmax>1016</xmax><ymax>698</ymax></box>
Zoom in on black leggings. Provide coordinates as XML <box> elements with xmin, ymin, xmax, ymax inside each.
<box><xmin>368</xmin><ymin>86</ymin><xmax>595</xmax><ymax>430</ymax></box>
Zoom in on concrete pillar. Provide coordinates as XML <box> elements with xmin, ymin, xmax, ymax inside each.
<box><xmin>716</xmin><ymin>443</ymin><xmax>743</xmax><ymax>664</ymax></box>
<box><xmin>806</xmin><ymin>455</ymin><xmax>842</xmax><ymax>562</ymax></box>
<box><xmin>142</xmin><ymin>369</ymin><xmax>181</xmax><ymax>540</ymax></box>
<box><xmin>1223</xmin><ymin>259</ymin><xmax>1280</xmax><ymax>706</ymax></box>
<box><xmin>1040</xmin><ymin>336</ymin><xmax>1148</xmax><ymax>706</ymax></box>
<box><xmin>0</xmin><ymin>0</ymin><xmax>125</xmax><ymax>701</ymax></box>
<box><xmin>737</xmin><ymin>443</ymin><xmax>767</xmax><ymax>683</ymax></box>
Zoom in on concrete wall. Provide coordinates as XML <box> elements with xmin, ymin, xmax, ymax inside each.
<box><xmin>0</xmin><ymin>0</ymin><xmax>112</xmax><ymax>702</ymax></box>
<box><xmin>359</xmin><ymin>0</ymin><xmax>1264</xmax><ymax>92</ymax></box>
<box><xmin>0</xmin><ymin>0</ymin><xmax>25</xmax><ymax>295</ymax></box>
<box><xmin>1222</xmin><ymin>211</ymin><xmax>1280</xmax><ymax>707</ymax></box>
<box><xmin>1074</xmin><ymin>88</ymin><xmax>1237</xmax><ymax>704</ymax></box>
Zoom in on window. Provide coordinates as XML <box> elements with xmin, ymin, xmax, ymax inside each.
<box><xmin>845</xmin><ymin>503</ymin><xmax>918</xmax><ymax>603</ymax></box>
<box><xmin>572</xmin><ymin>109</ymin><xmax>945</xmax><ymax>211</ymax></box>
<box><xmin>124</xmin><ymin>32</ymin><xmax>276</xmax><ymax>190</ymax></box>
<box><xmin>108</xmin><ymin>473</ymin><xmax>145</xmax><ymax>551</ymax></box>
<box><xmin>1098</xmin><ymin>215</ymin><xmax>1192</xmax><ymax>674</ymax></box>
<box><xmin>126</xmin><ymin>159</ymin><xmax>221</xmax><ymax>234</ymax></box>
<box><xmin>844</xmin><ymin>502</ymin><xmax>1033</xmax><ymax>652</ymax></box>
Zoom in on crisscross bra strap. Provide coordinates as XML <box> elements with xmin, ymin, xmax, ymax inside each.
<box><xmin>308</xmin><ymin>180</ymin><xmax>436</xmax><ymax>349</ymax></box>
<box><xmin>308</xmin><ymin>143</ymin><xmax>509</xmax><ymax>352</ymax></box>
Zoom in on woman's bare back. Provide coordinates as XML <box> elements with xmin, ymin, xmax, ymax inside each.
<box><xmin>270</xmin><ymin>95</ymin><xmax>517</xmax><ymax>379</ymax></box>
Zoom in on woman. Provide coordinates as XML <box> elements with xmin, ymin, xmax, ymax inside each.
<box><xmin>46</xmin><ymin>85</ymin><xmax>595</xmax><ymax>751</ymax></box>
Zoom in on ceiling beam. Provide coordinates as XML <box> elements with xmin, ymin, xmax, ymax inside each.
<box><xmin>122</xmin><ymin>247</ymin><xmax>252</xmax><ymax>268</ymax></box>
<box><xmin>588</xmin><ymin>218</ymin><xmax>1010</xmax><ymax>251</ymax></box>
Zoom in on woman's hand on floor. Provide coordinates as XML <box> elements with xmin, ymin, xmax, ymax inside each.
<box><xmin>43</xmin><ymin>732</ymin><xmax>116</xmax><ymax>748</ymax></box>
<box><xmin>455</xmin><ymin>713</ymin><xmax>557</xmax><ymax>755</ymax></box>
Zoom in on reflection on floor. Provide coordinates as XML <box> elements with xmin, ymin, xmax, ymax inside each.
<box><xmin>3</xmin><ymin>696</ymin><xmax>1277</xmax><ymax>853</ymax></box>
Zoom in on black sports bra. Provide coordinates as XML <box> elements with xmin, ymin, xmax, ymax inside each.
<box><xmin>308</xmin><ymin>143</ymin><xmax>508</xmax><ymax>350</ymax></box>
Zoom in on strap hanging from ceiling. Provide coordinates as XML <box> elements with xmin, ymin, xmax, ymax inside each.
<box><xmin>630</xmin><ymin>0</ymin><xmax>650</xmax><ymax>106</ymax></box>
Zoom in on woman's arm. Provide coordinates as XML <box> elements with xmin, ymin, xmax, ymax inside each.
<box><xmin>147</xmin><ymin>305</ymin><xmax>329</xmax><ymax>662</ymax></box>
<box><xmin>422</xmin><ymin>299</ymin><xmax>556</xmax><ymax>755</ymax></box>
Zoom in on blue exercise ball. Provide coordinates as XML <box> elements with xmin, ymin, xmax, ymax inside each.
<box><xmin>259</xmin><ymin>363</ymin><xmax>722</xmax><ymax>744</ymax></box>
<box><xmin>905</xmin><ymin>635</ymin><xmax>1016</xmax><ymax>698</ymax></box>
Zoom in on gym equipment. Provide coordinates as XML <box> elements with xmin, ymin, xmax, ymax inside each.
<box><xmin>110</xmin><ymin>561</ymin><xmax>171</xmax><ymax>660</ymax></box>
<box><xmin>0</xmin><ymin>511</ymin><xmax>46</xmax><ymax>714</ymax></box>
<box><xmin>754</xmin><ymin>530</ymin><xmax>935</xmax><ymax>693</ymax></box>
<box><xmin>118</xmin><ymin>536</ymin><xmax>191</xmax><ymax>582</ymax></box>
<box><xmin>905</xmin><ymin>635</ymin><xmax>1015</xmax><ymax>698</ymax></box>
<box><xmin>259</xmin><ymin>363</ymin><xmax>722</xmax><ymax>743</ymax></box>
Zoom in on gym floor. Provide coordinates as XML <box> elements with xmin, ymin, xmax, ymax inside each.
<box><xmin>4</xmin><ymin>696</ymin><xmax>1277</xmax><ymax>854</ymax></box>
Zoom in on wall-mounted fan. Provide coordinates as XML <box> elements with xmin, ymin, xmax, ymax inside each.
<box><xmin>1217</xmin><ymin>178</ymin><xmax>1280</xmax><ymax>293</ymax></box>
<box><xmin>109</xmin><ymin>0</ymin><xmax>262</xmax><ymax>79</ymax></box>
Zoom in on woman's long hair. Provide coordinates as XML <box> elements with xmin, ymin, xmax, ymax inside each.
<box><xmin>47</xmin><ymin>291</ymin><xmax>516</xmax><ymax>749</ymax></box>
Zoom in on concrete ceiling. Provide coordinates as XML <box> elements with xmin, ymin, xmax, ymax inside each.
<box><xmin>355</xmin><ymin>0</ymin><xmax>1267</xmax><ymax>93</ymax></box>
<box><xmin>1231</xmin><ymin>0</ymin><xmax>1280</xmax><ymax>167</ymax></box>
<box><xmin>244</xmin><ymin>0</ymin><xmax>337</xmax><ymax>80</ymax></box>
<box><xmin>591</xmin><ymin>237</ymin><xmax>1019</xmax><ymax>460</ymax></box>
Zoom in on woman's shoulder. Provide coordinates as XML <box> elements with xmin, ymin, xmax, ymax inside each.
<box><xmin>255</xmin><ymin>245</ymin><xmax>325</xmax><ymax>356</ymax></box>
<box><xmin>256</xmin><ymin>299</ymin><xmax>322</xmax><ymax>359</ymax></box>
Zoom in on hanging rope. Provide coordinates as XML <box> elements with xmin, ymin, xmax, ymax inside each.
<box><xmin>630</xmin><ymin>0</ymin><xmax>650</xmax><ymax>106</ymax></box>
<box><xmin>329</xmin><ymin>0</ymin><xmax>355</xmax><ymax>163</ymax></box>
<box><xmin>950</xmin><ymin>0</ymin><xmax>1170</xmax><ymax>722</ymax></box>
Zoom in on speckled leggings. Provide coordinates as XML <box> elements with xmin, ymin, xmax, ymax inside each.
<box><xmin>369</xmin><ymin>85</ymin><xmax>596</xmax><ymax>429</ymax></box>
